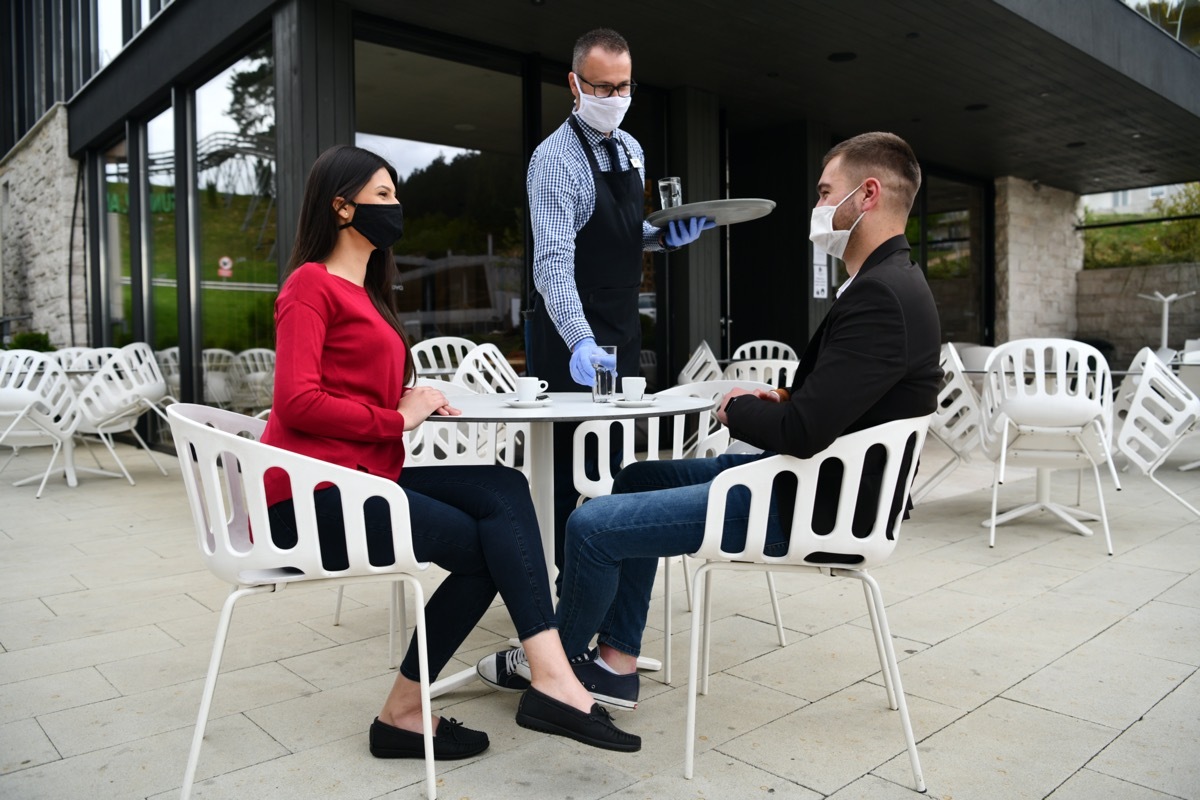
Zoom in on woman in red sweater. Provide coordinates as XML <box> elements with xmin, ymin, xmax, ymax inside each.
<box><xmin>262</xmin><ymin>145</ymin><xmax>637</xmax><ymax>759</ymax></box>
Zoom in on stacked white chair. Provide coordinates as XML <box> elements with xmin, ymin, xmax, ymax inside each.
<box><xmin>721</xmin><ymin>358</ymin><xmax>798</xmax><ymax>388</ymax></box>
<box><xmin>1178</xmin><ymin>351</ymin><xmax>1200</xmax><ymax>472</ymax></box>
<box><xmin>120</xmin><ymin>342</ymin><xmax>178</xmax><ymax>420</ymax></box>
<box><xmin>156</xmin><ymin>347</ymin><xmax>182</xmax><ymax>398</ymax></box>
<box><xmin>683</xmin><ymin>416</ymin><xmax>929</xmax><ymax>793</ymax></box>
<box><xmin>166</xmin><ymin>404</ymin><xmax>437</xmax><ymax>800</ymax></box>
<box><xmin>75</xmin><ymin>353</ymin><xmax>170</xmax><ymax>484</ymax></box>
<box><xmin>451</xmin><ymin>343</ymin><xmax>520</xmax><ymax>394</ymax></box>
<box><xmin>1113</xmin><ymin>348</ymin><xmax>1200</xmax><ymax>516</ymax></box>
<box><xmin>410</xmin><ymin>336</ymin><xmax>475</xmax><ymax>380</ymax></box>
<box><xmin>201</xmin><ymin>348</ymin><xmax>238</xmax><ymax>408</ymax></box>
<box><xmin>978</xmin><ymin>338</ymin><xmax>1121</xmax><ymax>554</ymax></box>
<box><xmin>677</xmin><ymin>340</ymin><xmax>721</xmax><ymax>385</ymax></box>
<box><xmin>912</xmin><ymin>342</ymin><xmax>982</xmax><ymax>502</ymax></box>
<box><xmin>731</xmin><ymin>339</ymin><xmax>798</xmax><ymax>361</ymax></box>
<box><xmin>0</xmin><ymin>350</ymin><xmax>85</xmax><ymax>497</ymax></box>
<box><xmin>233</xmin><ymin>348</ymin><xmax>276</xmax><ymax>414</ymax></box>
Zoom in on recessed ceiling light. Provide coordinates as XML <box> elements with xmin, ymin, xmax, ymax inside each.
<box><xmin>964</xmin><ymin>103</ymin><xmax>988</xmax><ymax>112</ymax></box>
<box><xmin>1065</xmin><ymin>141</ymin><xmax>1086</xmax><ymax>148</ymax></box>
<box><xmin>827</xmin><ymin>52</ymin><xmax>857</xmax><ymax>63</ymax></box>
<box><xmin>1131</xmin><ymin>132</ymin><xmax>1143</xmax><ymax>139</ymax></box>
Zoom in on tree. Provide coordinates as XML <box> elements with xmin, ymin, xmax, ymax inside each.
<box><xmin>1129</xmin><ymin>0</ymin><xmax>1200</xmax><ymax>52</ymax></box>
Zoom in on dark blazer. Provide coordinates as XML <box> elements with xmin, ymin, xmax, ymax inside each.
<box><xmin>725</xmin><ymin>235</ymin><xmax>941</xmax><ymax>536</ymax></box>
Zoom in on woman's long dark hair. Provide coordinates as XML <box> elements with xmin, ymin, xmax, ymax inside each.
<box><xmin>285</xmin><ymin>144</ymin><xmax>414</xmax><ymax>385</ymax></box>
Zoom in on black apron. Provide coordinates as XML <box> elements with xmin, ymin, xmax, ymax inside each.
<box><xmin>529</xmin><ymin>116</ymin><xmax>645</xmax><ymax>391</ymax></box>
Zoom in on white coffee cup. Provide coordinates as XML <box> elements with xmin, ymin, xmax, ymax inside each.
<box><xmin>622</xmin><ymin>377</ymin><xmax>647</xmax><ymax>401</ymax></box>
<box><xmin>516</xmin><ymin>376</ymin><xmax>549</xmax><ymax>402</ymax></box>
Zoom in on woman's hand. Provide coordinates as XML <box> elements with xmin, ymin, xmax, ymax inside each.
<box><xmin>398</xmin><ymin>386</ymin><xmax>461</xmax><ymax>431</ymax></box>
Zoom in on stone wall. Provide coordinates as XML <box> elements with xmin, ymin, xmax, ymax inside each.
<box><xmin>0</xmin><ymin>103</ymin><xmax>88</xmax><ymax>348</ymax></box>
<box><xmin>1076</xmin><ymin>262</ymin><xmax>1200</xmax><ymax>368</ymax></box>
<box><xmin>994</xmin><ymin>176</ymin><xmax>1084</xmax><ymax>342</ymax></box>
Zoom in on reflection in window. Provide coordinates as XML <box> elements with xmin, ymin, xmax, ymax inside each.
<box><xmin>194</xmin><ymin>41</ymin><xmax>277</xmax><ymax>409</ymax></box>
<box><xmin>908</xmin><ymin>176</ymin><xmax>986</xmax><ymax>344</ymax></box>
<box><xmin>146</xmin><ymin>109</ymin><xmax>176</xmax><ymax>351</ymax></box>
<box><xmin>96</xmin><ymin>0</ymin><xmax>124</xmax><ymax>71</ymax></box>
<box><xmin>103</xmin><ymin>140</ymin><xmax>131</xmax><ymax>344</ymax></box>
<box><xmin>354</xmin><ymin>41</ymin><xmax>525</xmax><ymax>362</ymax></box>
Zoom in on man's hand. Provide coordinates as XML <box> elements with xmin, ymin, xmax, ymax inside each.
<box><xmin>569</xmin><ymin>337</ymin><xmax>616</xmax><ymax>386</ymax></box>
<box><xmin>715</xmin><ymin>387</ymin><xmax>755</xmax><ymax>426</ymax></box>
<box><xmin>663</xmin><ymin>217</ymin><xmax>717</xmax><ymax>248</ymax></box>
<box><xmin>398</xmin><ymin>386</ymin><xmax>461</xmax><ymax>431</ymax></box>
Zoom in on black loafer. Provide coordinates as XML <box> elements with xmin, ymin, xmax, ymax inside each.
<box><xmin>369</xmin><ymin>716</ymin><xmax>490</xmax><ymax>760</ymax></box>
<box><xmin>515</xmin><ymin>687</ymin><xmax>641</xmax><ymax>752</ymax></box>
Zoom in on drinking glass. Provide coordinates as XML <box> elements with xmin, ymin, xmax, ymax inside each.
<box><xmin>591</xmin><ymin>346</ymin><xmax>617</xmax><ymax>403</ymax></box>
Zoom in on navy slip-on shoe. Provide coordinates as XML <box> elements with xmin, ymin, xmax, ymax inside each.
<box><xmin>515</xmin><ymin>687</ymin><xmax>641</xmax><ymax>752</ymax></box>
<box><xmin>369</xmin><ymin>716</ymin><xmax>489</xmax><ymax>760</ymax></box>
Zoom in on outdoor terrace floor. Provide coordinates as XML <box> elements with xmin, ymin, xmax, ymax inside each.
<box><xmin>1</xmin><ymin>433</ymin><xmax>1197</xmax><ymax>799</ymax></box>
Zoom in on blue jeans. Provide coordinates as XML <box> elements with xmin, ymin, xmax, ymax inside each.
<box><xmin>268</xmin><ymin>464</ymin><xmax>556</xmax><ymax>683</ymax></box>
<box><xmin>556</xmin><ymin>452</ymin><xmax>788</xmax><ymax>659</ymax></box>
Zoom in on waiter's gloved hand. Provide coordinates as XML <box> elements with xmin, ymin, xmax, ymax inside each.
<box><xmin>664</xmin><ymin>217</ymin><xmax>717</xmax><ymax>248</ymax></box>
<box><xmin>569</xmin><ymin>337</ymin><xmax>615</xmax><ymax>387</ymax></box>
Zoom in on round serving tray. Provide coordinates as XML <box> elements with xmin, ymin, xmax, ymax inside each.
<box><xmin>646</xmin><ymin>197</ymin><xmax>776</xmax><ymax>227</ymax></box>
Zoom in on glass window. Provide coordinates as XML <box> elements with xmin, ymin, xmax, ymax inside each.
<box><xmin>355</xmin><ymin>41</ymin><xmax>526</xmax><ymax>363</ymax></box>
<box><xmin>193</xmin><ymin>41</ymin><xmax>277</xmax><ymax>410</ymax></box>
<box><xmin>908</xmin><ymin>176</ymin><xmax>986</xmax><ymax>345</ymax></box>
<box><xmin>96</xmin><ymin>0</ymin><xmax>124</xmax><ymax>71</ymax></box>
<box><xmin>103</xmin><ymin>139</ymin><xmax>131</xmax><ymax>345</ymax></box>
<box><xmin>146</xmin><ymin>108</ymin><xmax>176</xmax><ymax>351</ymax></box>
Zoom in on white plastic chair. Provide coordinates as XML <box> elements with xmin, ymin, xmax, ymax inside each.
<box><xmin>67</xmin><ymin>346</ymin><xmax>122</xmax><ymax>371</ymax></box>
<box><xmin>731</xmin><ymin>339</ymin><xmax>798</xmax><ymax>361</ymax></box>
<box><xmin>683</xmin><ymin>415</ymin><xmax>930</xmax><ymax>793</ymax></box>
<box><xmin>978</xmin><ymin>338</ymin><xmax>1122</xmax><ymax>554</ymax></box>
<box><xmin>0</xmin><ymin>350</ymin><xmax>88</xmax><ymax>497</ymax></box>
<box><xmin>1113</xmin><ymin>348</ymin><xmax>1200</xmax><ymax>517</ymax></box>
<box><xmin>120</xmin><ymin>342</ymin><xmax>178</xmax><ymax>420</ymax></box>
<box><xmin>48</xmin><ymin>346</ymin><xmax>91</xmax><ymax>369</ymax></box>
<box><xmin>570</xmin><ymin>379</ymin><xmax>785</xmax><ymax>684</ymax></box>
<box><xmin>450</xmin><ymin>343</ymin><xmax>520</xmax><ymax>394</ymax></box>
<box><xmin>75</xmin><ymin>352</ymin><xmax>170</xmax><ymax>484</ymax></box>
<box><xmin>720</xmin><ymin>358</ymin><xmax>799</xmax><ymax>388</ymax></box>
<box><xmin>677</xmin><ymin>340</ymin><xmax>721</xmax><ymax>385</ymax></box>
<box><xmin>166</xmin><ymin>404</ymin><xmax>437</xmax><ymax>800</ymax></box>
<box><xmin>957</xmin><ymin>344</ymin><xmax>994</xmax><ymax>393</ymax></box>
<box><xmin>912</xmin><ymin>343</ymin><xmax>982</xmax><ymax>502</ymax></box>
<box><xmin>411</xmin><ymin>336</ymin><xmax>475</xmax><ymax>380</ymax></box>
<box><xmin>233</xmin><ymin>348</ymin><xmax>276</xmax><ymax>413</ymax></box>
<box><xmin>201</xmin><ymin>348</ymin><xmax>238</xmax><ymax>408</ymax></box>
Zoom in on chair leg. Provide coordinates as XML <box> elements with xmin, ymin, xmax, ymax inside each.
<box><xmin>333</xmin><ymin>587</ymin><xmax>345</xmax><ymax>625</ymax></box>
<box><xmin>861</xmin><ymin>579</ymin><xmax>898</xmax><ymax>709</ymax></box>
<box><xmin>129</xmin><ymin>426</ymin><xmax>169</xmax><ymax>476</ymax></box>
<box><xmin>684</xmin><ymin>561</ymin><xmax>714</xmax><ymax>780</ymax></box>
<box><xmin>701</xmin><ymin>569</ymin><xmax>714</xmax><ymax>696</ymax></box>
<box><xmin>681</xmin><ymin>555</ymin><xmax>693</xmax><ymax>611</ymax></box>
<box><xmin>1089</xmin><ymin>461</ymin><xmax>1114</xmax><ymax>556</ymax></box>
<box><xmin>911</xmin><ymin>451</ymin><xmax>961</xmax><ymax>503</ymax></box>
<box><xmin>662</xmin><ymin>556</ymin><xmax>673</xmax><ymax>685</ymax></box>
<box><xmin>988</xmin><ymin>461</ymin><xmax>1002</xmax><ymax>548</ymax></box>
<box><xmin>1148</xmin><ymin>470</ymin><xmax>1200</xmax><ymax>517</ymax></box>
<box><xmin>95</xmin><ymin>431</ymin><xmax>136</xmax><ymax>485</ymax></box>
<box><xmin>765</xmin><ymin>572</ymin><xmax>786</xmax><ymax>647</ymax></box>
<box><xmin>853</xmin><ymin>570</ymin><xmax>926</xmax><ymax>793</ymax></box>
<box><xmin>401</xmin><ymin>576</ymin><xmax>437</xmax><ymax>800</ymax></box>
<box><xmin>180</xmin><ymin>585</ymin><xmax>273</xmax><ymax>800</ymax></box>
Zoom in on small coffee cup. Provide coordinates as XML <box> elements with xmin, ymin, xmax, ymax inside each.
<box><xmin>622</xmin><ymin>377</ymin><xmax>647</xmax><ymax>401</ymax></box>
<box><xmin>516</xmin><ymin>376</ymin><xmax>549</xmax><ymax>402</ymax></box>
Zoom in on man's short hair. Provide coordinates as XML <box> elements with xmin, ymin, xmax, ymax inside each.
<box><xmin>824</xmin><ymin>132</ymin><xmax>921</xmax><ymax>214</ymax></box>
<box><xmin>572</xmin><ymin>28</ymin><xmax>630</xmax><ymax>73</ymax></box>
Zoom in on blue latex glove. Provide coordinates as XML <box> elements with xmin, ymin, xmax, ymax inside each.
<box><xmin>664</xmin><ymin>216</ymin><xmax>717</xmax><ymax>248</ymax></box>
<box><xmin>569</xmin><ymin>337</ymin><xmax>617</xmax><ymax>387</ymax></box>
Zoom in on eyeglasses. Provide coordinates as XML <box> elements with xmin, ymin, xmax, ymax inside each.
<box><xmin>576</xmin><ymin>75</ymin><xmax>637</xmax><ymax>98</ymax></box>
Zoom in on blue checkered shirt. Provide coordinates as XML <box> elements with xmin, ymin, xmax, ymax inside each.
<box><xmin>528</xmin><ymin>111</ymin><xmax>664</xmax><ymax>350</ymax></box>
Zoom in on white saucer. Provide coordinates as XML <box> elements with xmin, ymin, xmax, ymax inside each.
<box><xmin>612</xmin><ymin>396</ymin><xmax>656</xmax><ymax>408</ymax></box>
<box><xmin>505</xmin><ymin>397</ymin><xmax>553</xmax><ymax>409</ymax></box>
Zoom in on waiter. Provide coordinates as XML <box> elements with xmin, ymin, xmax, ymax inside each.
<box><xmin>526</xmin><ymin>27</ymin><xmax>713</xmax><ymax>578</ymax></box>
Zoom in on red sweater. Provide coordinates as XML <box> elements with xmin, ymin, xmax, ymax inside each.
<box><xmin>261</xmin><ymin>262</ymin><xmax>408</xmax><ymax>506</ymax></box>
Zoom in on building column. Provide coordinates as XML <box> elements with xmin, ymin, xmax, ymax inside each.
<box><xmin>993</xmin><ymin>176</ymin><xmax>1083</xmax><ymax>342</ymax></box>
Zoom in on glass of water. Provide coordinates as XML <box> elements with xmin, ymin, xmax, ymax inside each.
<box><xmin>658</xmin><ymin>177</ymin><xmax>682</xmax><ymax>210</ymax></box>
<box><xmin>591</xmin><ymin>345</ymin><xmax>617</xmax><ymax>403</ymax></box>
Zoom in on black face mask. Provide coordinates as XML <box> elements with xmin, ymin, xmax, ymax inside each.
<box><xmin>340</xmin><ymin>201</ymin><xmax>405</xmax><ymax>250</ymax></box>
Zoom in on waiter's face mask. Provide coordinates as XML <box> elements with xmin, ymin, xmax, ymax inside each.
<box><xmin>339</xmin><ymin>200</ymin><xmax>405</xmax><ymax>250</ymax></box>
<box><xmin>574</xmin><ymin>75</ymin><xmax>631</xmax><ymax>133</ymax></box>
<box><xmin>809</xmin><ymin>181</ymin><xmax>866</xmax><ymax>260</ymax></box>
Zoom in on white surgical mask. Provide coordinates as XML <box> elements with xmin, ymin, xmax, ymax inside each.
<box><xmin>809</xmin><ymin>182</ymin><xmax>866</xmax><ymax>259</ymax></box>
<box><xmin>574</xmin><ymin>76</ymin><xmax>631</xmax><ymax>133</ymax></box>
